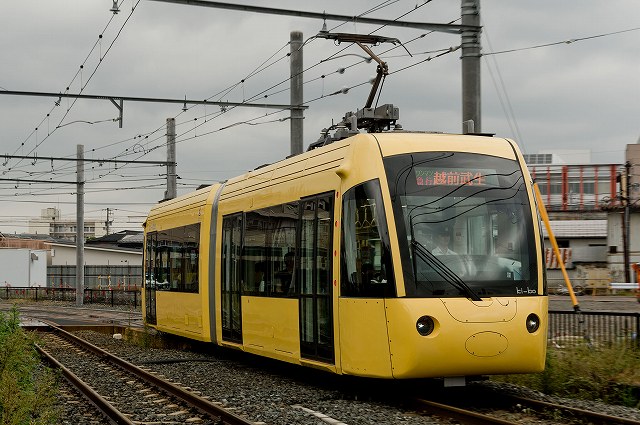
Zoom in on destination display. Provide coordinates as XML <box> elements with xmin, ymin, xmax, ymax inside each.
<box><xmin>414</xmin><ymin>167</ymin><xmax>498</xmax><ymax>187</ymax></box>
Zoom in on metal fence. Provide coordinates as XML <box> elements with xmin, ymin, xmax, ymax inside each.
<box><xmin>0</xmin><ymin>287</ymin><xmax>141</xmax><ymax>308</ymax></box>
<box><xmin>48</xmin><ymin>265</ymin><xmax>143</xmax><ymax>290</ymax></box>
<box><xmin>548</xmin><ymin>310</ymin><xmax>640</xmax><ymax>347</ymax></box>
<box><xmin>1</xmin><ymin>287</ymin><xmax>638</xmax><ymax>347</ymax></box>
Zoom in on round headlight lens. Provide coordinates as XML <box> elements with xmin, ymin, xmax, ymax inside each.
<box><xmin>416</xmin><ymin>316</ymin><xmax>435</xmax><ymax>336</ymax></box>
<box><xmin>526</xmin><ymin>313</ymin><xmax>540</xmax><ymax>333</ymax></box>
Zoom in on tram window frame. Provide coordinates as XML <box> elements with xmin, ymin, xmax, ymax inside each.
<box><xmin>384</xmin><ymin>152</ymin><xmax>539</xmax><ymax>298</ymax></box>
<box><xmin>147</xmin><ymin>224</ymin><xmax>200</xmax><ymax>293</ymax></box>
<box><xmin>228</xmin><ymin>193</ymin><xmax>336</xmax><ymax>300</ymax></box>
<box><xmin>242</xmin><ymin>202</ymin><xmax>299</xmax><ymax>297</ymax></box>
<box><xmin>340</xmin><ymin>179</ymin><xmax>396</xmax><ymax>298</ymax></box>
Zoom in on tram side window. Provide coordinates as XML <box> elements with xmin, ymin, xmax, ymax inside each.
<box><xmin>243</xmin><ymin>202</ymin><xmax>299</xmax><ymax>297</ymax></box>
<box><xmin>341</xmin><ymin>179</ymin><xmax>395</xmax><ymax>297</ymax></box>
<box><xmin>147</xmin><ymin>224</ymin><xmax>200</xmax><ymax>293</ymax></box>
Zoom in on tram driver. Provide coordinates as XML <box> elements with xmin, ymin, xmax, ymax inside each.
<box><xmin>431</xmin><ymin>226</ymin><xmax>474</xmax><ymax>278</ymax></box>
<box><xmin>432</xmin><ymin>226</ymin><xmax>457</xmax><ymax>256</ymax></box>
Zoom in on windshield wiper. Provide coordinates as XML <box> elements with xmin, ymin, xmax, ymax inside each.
<box><xmin>410</xmin><ymin>239</ymin><xmax>482</xmax><ymax>301</ymax></box>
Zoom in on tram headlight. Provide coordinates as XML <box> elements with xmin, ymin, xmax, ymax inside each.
<box><xmin>526</xmin><ymin>313</ymin><xmax>540</xmax><ymax>333</ymax></box>
<box><xmin>416</xmin><ymin>316</ymin><xmax>435</xmax><ymax>336</ymax></box>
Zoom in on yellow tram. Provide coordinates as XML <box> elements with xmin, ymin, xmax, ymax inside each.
<box><xmin>142</xmin><ymin>119</ymin><xmax>548</xmax><ymax>382</ymax></box>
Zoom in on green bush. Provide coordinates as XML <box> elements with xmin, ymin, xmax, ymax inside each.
<box><xmin>0</xmin><ymin>306</ymin><xmax>59</xmax><ymax>424</ymax></box>
<box><xmin>494</xmin><ymin>343</ymin><xmax>640</xmax><ymax>407</ymax></box>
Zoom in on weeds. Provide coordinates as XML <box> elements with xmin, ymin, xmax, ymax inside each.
<box><xmin>0</xmin><ymin>306</ymin><xmax>59</xmax><ymax>424</ymax></box>
<box><xmin>494</xmin><ymin>344</ymin><xmax>640</xmax><ymax>407</ymax></box>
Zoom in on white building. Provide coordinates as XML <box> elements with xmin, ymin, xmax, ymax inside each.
<box><xmin>28</xmin><ymin>208</ymin><xmax>106</xmax><ymax>242</ymax></box>
<box><xmin>0</xmin><ymin>248</ymin><xmax>47</xmax><ymax>287</ymax></box>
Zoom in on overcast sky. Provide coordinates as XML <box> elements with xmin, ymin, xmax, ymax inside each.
<box><xmin>0</xmin><ymin>0</ymin><xmax>638</xmax><ymax>234</ymax></box>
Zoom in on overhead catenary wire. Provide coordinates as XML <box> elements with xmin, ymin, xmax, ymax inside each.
<box><xmin>7</xmin><ymin>9</ymin><xmax>120</xmax><ymax>159</ymax></box>
<box><xmin>481</xmin><ymin>20</ymin><xmax>525</xmax><ymax>151</ymax></box>
<box><xmin>3</xmin><ymin>3</ymin><xmax>634</xmax><ymax>229</ymax></box>
<box><xmin>1</xmin><ymin>0</ymin><xmax>421</xmax><ymax>203</ymax></box>
<box><xmin>106</xmin><ymin>1</ymin><xmax>406</xmax><ymax>158</ymax></box>
<box><xmin>135</xmin><ymin>3</ymin><xmax>445</xmax><ymax>151</ymax></box>
<box><xmin>483</xmin><ymin>26</ymin><xmax>640</xmax><ymax>56</ymax></box>
<box><xmin>72</xmin><ymin>0</ymin><xmax>437</xmax><ymax>183</ymax></box>
<box><xmin>5</xmin><ymin>0</ymin><xmax>143</xmax><ymax>172</ymax></box>
<box><xmin>2</xmin><ymin>34</ymin><xmax>460</xmax><ymax>194</ymax></box>
<box><xmin>9</xmin><ymin>15</ymin><xmax>633</xmax><ymax>183</ymax></box>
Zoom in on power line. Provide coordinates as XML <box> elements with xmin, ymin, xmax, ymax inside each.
<box><xmin>54</xmin><ymin>0</ymin><xmax>439</xmax><ymax>176</ymax></box>
<box><xmin>6</xmin><ymin>0</ymin><xmax>143</xmax><ymax>173</ymax></box>
<box><xmin>0</xmin><ymin>198</ymin><xmax>157</xmax><ymax>206</ymax></box>
<box><xmin>483</xmin><ymin>26</ymin><xmax>640</xmax><ymax>56</ymax></box>
<box><xmin>149</xmin><ymin>3</ymin><xmax>446</xmax><ymax>154</ymax></box>
<box><xmin>1</xmin><ymin>1</ymin><xmax>447</xmax><ymax>204</ymax></box>
<box><xmin>481</xmin><ymin>20</ymin><xmax>525</xmax><ymax>150</ymax></box>
<box><xmin>152</xmin><ymin>43</ymin><xmax>462</xmax><ymax>150</ymax></box>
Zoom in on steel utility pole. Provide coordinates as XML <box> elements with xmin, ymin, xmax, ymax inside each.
<box><xmin>290</xmin><ymin>31</ymin><xmax>304</xmax><ymax>156</ymax></box>
<box><xmin>76</xmin><ymin>144</ymin><xmax>85</xmax><ymax>306</ymax></box>
<box><xmin>461</xmin><ymin>0</ymin><xmax>481</xmax><ymax>133</ymax></box>
<box><xmin>165</xmin><ymin>118</ymin><xmax>177</xmax><ymax>200</ymax></box>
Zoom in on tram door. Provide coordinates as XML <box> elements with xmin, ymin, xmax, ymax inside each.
<box><xmin>221</xmin><ymin>214</ymin><xmax>243</xmax><ymax>343</ymax></box>
<box><xmin>299</xmin><ymin>193</ymin><xmax>334</xmax><ymax>362</ymax></box>
<box><xmin>144</xmin><ymin>234</ymin><xmax>156</xmax><ymax>325</ymax></box>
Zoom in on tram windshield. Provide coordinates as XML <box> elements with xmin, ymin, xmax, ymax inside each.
<box><xmin>384</xmin><ymin>152</ymin><xmax>539</xmax><ymax>298</ymax></box>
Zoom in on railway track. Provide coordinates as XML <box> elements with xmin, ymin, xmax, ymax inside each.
<box><xmin>28</xmin><ymin>320</ymin><xmax>640</xmax><ymax>425</ymax></box>
<box><xmin>507</xmin><ymin>394</ymin><xmax>640</xmax><ymax>425</ymax></box>
<box><xmin>35</xmin><ymin>323</ymin><xmax>257</xmax><ymax>425</ymax></box>
<box><xmin>414</xmin><ymin>391</ymin><xmax>640</xmax><ymax>425</ymax></box>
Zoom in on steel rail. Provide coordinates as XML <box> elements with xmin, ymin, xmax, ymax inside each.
<box><xmin>509</xmin><ymin>395</ymin><xmax>640</xmax><ymax>425</ymax></box>
<box><xmin>417</xmin><ymin>393</ymin><xmax>640</xmax><ymax>425</ymax></box>
<box><xmin>42</xmin><ymin>321</ymin><xmax>255</xmax><ymax>425</ymax></box>
<box><xmin>415</xmin><ymin>398</ymin><xmax>517</xmax><ymax>425</ymax></box>
<box><xmin>35</xmin><ymin>343</ymin><xmax>134</xmax><ymax>425</ymax></box>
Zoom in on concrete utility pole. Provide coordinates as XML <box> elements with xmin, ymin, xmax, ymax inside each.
<box><xmin>165</xmin><ymin>118</ymin><xmax>177</xmax><ymax>200</ymax></box>
<box><xmin>290</xmin><ymin>31</ymin><xmax>304</xmax><ymax>156</ymax></box>
<box><xmin>624</xmin><ymin>161</ymin><xmax>631</xmax><ymax>282</ymax></box>
<box><xmin>105</xmin><ymin>207</ymin><xmax>112</xmax><ymax>235</ymax></box>
<box><xmin>76</xmin><ymin>144</ymin><xmax>85</xmax><ymax>306</ymax></box>
<box><xmin>461</xmin><ymin>0</ymin><xmax>481</xmax><ymax>133</ymax></box>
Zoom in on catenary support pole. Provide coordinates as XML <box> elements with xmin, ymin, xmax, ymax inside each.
<box><xmin>165</xmin><ymin>118</ymin><xmax>177</xmax><ymax>200</ymax></box>
<box><xmin>624</xmin><ymin>161</ymin><xmax>631</xmax><ymax>283</ymax></box>
<box><xmin>76</xmin><ymin>144</ymin><xmax>85</xmax><ymax>306</ymax></box>
<box><xmin>290</xmin><ymin>31</ymin><xmax>304</xmax><ymax>156</ymax></box>
<box><xmin>461</xmin><ymin>0</ymin><xmax>481</xmax><ymax>133</ymax></box>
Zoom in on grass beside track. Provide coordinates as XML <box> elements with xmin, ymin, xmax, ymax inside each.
<box><xmin>494</xmin><ymin>343</ymin><xmax>640</xmax><ymax>408</ymax></box>
<box><xmin>0</xmin><ymin>306</ymin><xmax>59</xmax><ymax>425</ymax></box>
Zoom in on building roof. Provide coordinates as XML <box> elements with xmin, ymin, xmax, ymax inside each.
<box><xmin>86</xmin><ymin>230</ymin><xmax>140</xmax><ymax>244</ymax></box>
<box><xmin>2</xmin><ymin>233</ymin><xmax>71</xmax><ymax>243</ymax></box>
<box><xmin>543</xmin><ymin>220</ymin><xmax>607</xmax><ymax>239</ymax></box>
<box><xmin>120</xmin><ymin>233</ymin><xmax>144</xmax><ymax>245</ymax></box>
<box><xmin>45</xmin><ymin>241</ymin><xmax>142</xmax><ymax>255</ymax></box>
<box><xmin>85</xmin><ymin>230</ymin><xmax>143</xmax><ymax>250</ymax></box>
